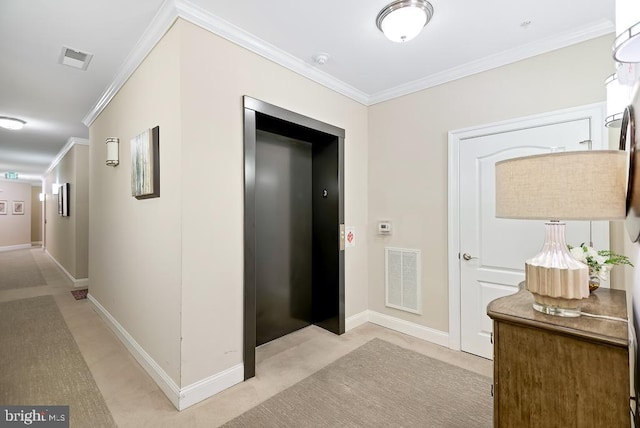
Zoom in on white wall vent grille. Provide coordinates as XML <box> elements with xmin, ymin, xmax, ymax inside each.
<box><xmin>385</xmin><ymin>247</ymin><xmax>421</xmax><ymax>314</ymax></box>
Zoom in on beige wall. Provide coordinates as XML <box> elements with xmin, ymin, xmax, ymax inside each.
<box><xmin>89</xmin><ymin>18</ymin><xmax>369</xmax><ymax>389</ymax></box>
<box><xmin>367</xmin><ymin>35</ymin><xmax>615</xmax><ymax>332</ymax></box>
<box><xmin>44</xmin><ymin>144</ymin><xmax>89</xmax><ymax>279</ymax></box>
<box><xmin>89</xmin><ymin>24</ymin><xmax>183</xmax><ymax>384</ymax></box>
<box><xmin>608</xmin><ymin>125</ymin><xmax>635</xmax><ymax>297</ymax></box>
<box><xmin>0</xmin><ymin>180</ymin><xmax>32</xmax><ymax>248</ymax></box>
<box><xmin>31</xmin><ymin>186</ymin><xmax>42</xmax><ymax>243</ymax></box>
<box><xmin>75</xmin><ymin>147</ymin><xmax>89</xmax><ymax>279</ymax></box>
<box><xmin>179</xmin><ymin>20</ymin><xmax>368</xmax><ymax>385</ymax></box>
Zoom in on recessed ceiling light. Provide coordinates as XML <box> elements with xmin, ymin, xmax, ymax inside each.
<box><xmin>0</xmin><ymin>116</ymin><xmax>26</xmax><ymax>130</ymax></box>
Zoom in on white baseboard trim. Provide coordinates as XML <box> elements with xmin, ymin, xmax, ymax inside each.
<box><xmin>72</xmin><ymin>278</ymin><xmax>89</xmax><ymax>287</ymax></box>
<box><xmin>345</xmin><ymin>310</ymin><xmax>371</xmax><ymax>331</ymax></box>
<box><xmin>345</xmin><ymin>310</ymin><xmax>449</xmax><ymax>348</ymax></box>
<box><xmin>0</xmin><ymin>244</ymin><xmax>32</xmax><ymax>252</ymax></box>
<box><xmin>178</xmin><ymin>363</ymin><xmax>244</xmax><ymax>410</ymax></box>
<box><xmin>87</xmin><ymin>294</ymin><xmax>243</xmax><ymax>410</ymax></box>
<box><xmin>88</xmin><ymin>294</ymin><xmax>181</xmax><ymax>408</ymax></box>
<box><xmin>44</xmin><ymin>249</ymin><xmax>89</xmax><ymax>287</ymax></box>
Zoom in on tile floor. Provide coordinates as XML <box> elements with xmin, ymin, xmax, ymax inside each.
<box><xmin>1</xmin><ymin>248</ymin><xmax>492</xmax><ymax>427</ymax></box>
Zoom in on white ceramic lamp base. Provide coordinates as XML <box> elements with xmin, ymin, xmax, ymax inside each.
<box><xmin>525</xmin><ymin>222</ymin><xmax>589</xmax><ymax>317</ymax></box>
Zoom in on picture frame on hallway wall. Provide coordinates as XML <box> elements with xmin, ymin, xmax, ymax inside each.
<box><xmin>12</xmin><ymin>200</ymin><xmax>24</xmax><ymax>215</ymax></box>
<box><xmin>0</xmin><ymin>200</ymin><xmax>6</xmax><ymax>215</ymax></box>
<box><xmin>130</xmin><ymin>126</ymin><xmax>160</xmax><ymax>200</ymax></box>
<box><xmin>57</xmin><ymin>186</ymin><xmax>63</xmax><ymax>215</ymax></box>
<box><xmin>61</xmin><ymin>183</ymin><xmax>70</xmax><ymax>217</ymax></box>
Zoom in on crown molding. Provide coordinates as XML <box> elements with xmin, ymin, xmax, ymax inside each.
<box><xmin>82</xmin><ymin>0</ymin><xmax>179</xmax><ymax>126</ymax></box>
<box><xmin>368</xmin><ymin>19</ymin><xmax>615</xmax><ymax>105</ymax></box>
<box><xmin>45</xmin><ymin>137</ymin><xmax>89</xmax><ymax>175</ymax></box>
<box><xmin>174</xmin><ymin>0</ymin><xmax>369</xmax><ymax>104</ymax></box>
<box><xmin>82</xmin><ymin>0</ymin><xmax>368</xmax><ymax>128</ymax></box>
<box><xmin>82</xmin><ymin>2</ymin><xmax>614</xmax><ymax>122</ymax></box>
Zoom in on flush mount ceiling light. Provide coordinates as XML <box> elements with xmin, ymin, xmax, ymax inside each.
<box><xmin>376</xmin><ymin>0</ymin><xmax>434</xmax><ymax>43</ymax></box>
<box><xmin>0</xmin><ymin>116</ymin><xmax>26</xmax><ymax>130</ymax></box>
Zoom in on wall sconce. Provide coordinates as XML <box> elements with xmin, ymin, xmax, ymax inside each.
<box><xmin>614</xmin><ymin>0</ymin><xmax>640</xmax><ymax>63</ymax></box>
<box><xmin>52</xmin><ymin>183</ymin><xmax>59</xmax><ymax>195</ymax></box>
<box><xmin>605</xmin><ymin>73</ymin><xmax>632</xmax><ymax>128</ymax></box>
<box><xmin>106</xmin><ymin>137</ymin><xmax>119</xmax><ymax>167</ymax></box>
<box><xmin>38</xmin><ymin>193</ymin><xmax>44</xmax><ymax>202</ymax></box>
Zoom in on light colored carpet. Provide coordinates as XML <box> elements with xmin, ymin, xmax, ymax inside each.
<box><xmin>0</xmin><ymin>250</ymin><xmax>47</xmax><ymax>290</ymax></box>
<box><xmin>0</xmin><ymin>295</ymin><xmax>115</xmax><ymax>427</ymax></box>
<box><xmin>223</xmin><ymin>338</ymin><xmax>493</xmax><ymax>427</ymax></box>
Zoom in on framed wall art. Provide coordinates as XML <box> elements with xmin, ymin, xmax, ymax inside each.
<box><xmin>12</xmin><ymin>200</ymin><xmax>24</xmax><ymax>215</ymax></box>
<box><xmin>61</xmin><ymin>183</ymin><xmax>70</xmax><ymax>217</ymax></box>
<box><xmin>0</xmin><ymin>200</ymin><xmax>6</xmax><ymax>215</ymax></box>
<box><xmin>131</xmin><ymin>126</ymin><xmax>160</xmax><ymax>200</ymax></box>
<box><xmin>57</xmin><ymin>183</ymin><xmax>69</xmax><ymax>217</ymax></box>
<box><xmin>57</xmin><ymin>185</ymin><xmax>63</xmax><ymax>215</ymax></box>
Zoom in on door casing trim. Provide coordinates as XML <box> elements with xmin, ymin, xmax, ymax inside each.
<box><xmin>447</xmin><ymin>102</ymin><xmax>606</xmax><ymax>351</ymax></box>
<box><xmin>243</xmin><ymin>96</ymin><xmax>345</xmax><ymax>380</ymax></box>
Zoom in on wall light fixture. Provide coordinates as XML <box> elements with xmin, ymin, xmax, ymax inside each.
<box><xmin>605</xmin><ymin>73</ymin><xmax>633</xmax><ymax>128</ymax></box>
<box><xmin>614</xmin><ymin>0</ymin><xmax>640</xmax><ymax>63</ymax></box>
<box><xmin>106</xmin><ymin>137</ymin><xmax>119</xmax><ymax>167</ymax></box>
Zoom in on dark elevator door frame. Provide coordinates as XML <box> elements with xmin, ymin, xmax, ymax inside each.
<box><xmin>243</xmin><ymin>96</ymin><xmax>345</xmax><ymax>380</ymax></box>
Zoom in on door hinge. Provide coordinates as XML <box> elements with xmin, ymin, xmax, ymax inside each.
<box><xmin>339</xmin><ymin>224</ymin><xmax>345</xmax><ymax>251</ymax></box>
<box><xmin>490</xmin><ymin>332</ymin><xmax>493</xmax><ymax>344</ymax></box>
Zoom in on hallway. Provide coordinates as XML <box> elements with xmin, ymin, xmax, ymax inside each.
<box><xmin>0</xmin><ymin>248</ymin><xmax>492</xmax><ymax>427</ymax></box>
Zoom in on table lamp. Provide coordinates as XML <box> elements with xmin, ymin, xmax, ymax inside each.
<box><xmin>495</xmin><ymin>150</ymin><xmax>627</xmax><ymax>317</ymax></box>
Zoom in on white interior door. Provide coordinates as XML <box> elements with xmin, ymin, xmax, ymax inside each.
<box><xmin>458</xmin><ymin>118</ymin><xmax>609</xmax><ymax>359</ymax></box>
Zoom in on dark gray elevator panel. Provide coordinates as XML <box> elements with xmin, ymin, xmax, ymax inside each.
<box><xmin>244</xmin><ymin>96</ymin><xmax>345</xmax><ymax>380</ymax></box>
<box><xmin>255</xmin><ymin>130</ymin><xmax>313</xmax><ymax>346</ymax></box>
<box><xmin>312</xmin><ymin>139</ymin><xmax>340</xmax><ymax>333</ymax></box>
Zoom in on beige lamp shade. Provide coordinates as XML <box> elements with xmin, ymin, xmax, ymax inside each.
<box><xmin>495</xmin><ymin>151</ymin><xmax>627</xmax><ymax>221</ymax></box>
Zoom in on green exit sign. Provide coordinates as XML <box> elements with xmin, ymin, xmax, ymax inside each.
<box><xmin>4</xmin><ymin>172</ymin><xmax>18</xmax><ymax>180</ymax></box>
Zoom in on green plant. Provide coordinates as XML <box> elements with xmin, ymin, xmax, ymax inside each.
<box><xmin>568</xmin><ymin>243</ymin><xmax>633</xmax><ymax>280</ymax></box>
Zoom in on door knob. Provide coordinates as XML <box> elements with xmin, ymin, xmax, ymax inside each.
<box><xmin>462</xmin><ymin>253</ymin><xmax>477</xmax><ymax>261</ymax></box>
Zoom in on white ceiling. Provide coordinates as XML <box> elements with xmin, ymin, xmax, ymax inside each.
<box><xmin>0</xmin><ymin>0</ymin><xmax>615</xmax><ymax>184</ymax></box>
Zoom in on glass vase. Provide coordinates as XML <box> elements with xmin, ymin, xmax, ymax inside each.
<box><xmin>588</xmin><ymin>270</ymin><xmax>600</xmax><ymax>293</ymax></box>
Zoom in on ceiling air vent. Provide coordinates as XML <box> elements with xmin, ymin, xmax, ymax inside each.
<box><xmin>58</xmin><ymin>46</ymin><xmax>93</xmax><ymax>71</ymax></box>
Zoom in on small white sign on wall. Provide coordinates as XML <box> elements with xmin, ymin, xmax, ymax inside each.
<box><xmin>345</xmin><ymin>226</ymin><xmax>355</xmax><ymax>248</ymax></box>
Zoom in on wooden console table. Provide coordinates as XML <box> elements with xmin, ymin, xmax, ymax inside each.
<box><xmin>487</xmin><ymin>288</ymin><xmax>630</xmax><ymax>427</ymax></box>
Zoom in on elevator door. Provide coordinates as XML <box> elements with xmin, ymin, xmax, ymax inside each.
<box><xmin>255</xmin><ymin>130</ymin><xmax>313</xmax><ymax>346</ymax></box>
